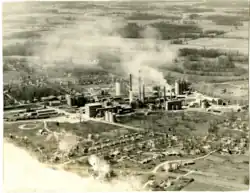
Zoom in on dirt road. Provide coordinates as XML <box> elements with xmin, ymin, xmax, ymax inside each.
<box><xmin>152</xmin><ymin>150</ymin><xmax>217</xmax><ymax>173</ymax></box>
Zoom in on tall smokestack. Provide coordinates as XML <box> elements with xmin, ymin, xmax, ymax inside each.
<box><xmin>129</xmin><ymin>74</ymin><xmax>132</xmax><ymax>91</ymax></box>
<box><xmin>158</xmin><ymin>86</ymin><xmax>161</xmax><ymax>98</ymax></box>
<box><xmin>163</xmin><ymin>86</ymin><xmax>166</xmax><ymax>101</ymax></box>
<box><xmin>142</xmin><ymin>84</ymin><xmax>145</xmax><ymax>103</ymax></box>
<box><xmin>138</xmin><ymin>70</ymin><xmax>141</xmax><ymax>101</ymax></box>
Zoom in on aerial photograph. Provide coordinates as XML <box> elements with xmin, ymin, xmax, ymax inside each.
<box><xmin>2</xmin><ymin>0</ymin><xmax>249</xmax><ymax>192</ymax></box>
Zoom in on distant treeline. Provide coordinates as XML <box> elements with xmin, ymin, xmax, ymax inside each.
<box><xmin>184</xmin><ymin>57</ymin><xmax>235</xmax><ymax>71</ymax></box>
<box><xmin>205</xmin><ymin>15</ymin><xmax>248</xmax><ymax>26</ymax></box>
<box><xmin>7</xmin><ymin>84</ymin><xmax>65</xmax><ymax>102</ymax></box>
<box><xmin>118</xmin><ymin>22</ymin><xmax>227</xmax><ymax>40</ymax></box>
<box><xmin>3</xmin><ymin>43</ymin><xmax>34</xmax><ymax>56</ymax></box>
<box><xmin>3</xmin><ymin>57</ymin><xmax>35</xmax><ymax>73</ymax></box>
<box><xmin>178</xmin><ymin>48</ymin><xmax>248</xmax><ymax>63</ymax></box>
<box><xmin>165</xmin><ymin>61</ymin><xmax>246</xmax><ymax>77</ymax></box>
<box><xmin>181</xmin><ymin>7</ymin><xmax>214</xmax><ymax>13</ymax></box>
<box><xmin>198</xmin><ymin>0</ymin><xmax>248</xmax><ymax>8</ymax></box>
<box><xmin>118</xmin><ymin>22</ymin><xmax>203</xmax><ymax>39</ymax></box>
<box><xmin>127</xmin><ymin>13</ymin><xmax>181</xmax><ymax>20</ymax></box>
<box><xmin>168</xmin><ymin>74</ymin><xmax>248</xmax><ymax>84</ymax></box>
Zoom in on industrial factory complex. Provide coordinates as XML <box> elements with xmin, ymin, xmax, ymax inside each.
<box><xmin>3</xmin><ymin>0</ymin><xmax>249</xmax><ymax>191</ymax></box>
<box><xmin>4</xmin><ymin>71</ymin><xmax>246</xmax><ymax>123</ymax></box>
<box><xmin>3</xmin><ymin>62</ymin><xmax>249</xmax><ymax>191</ymax></box>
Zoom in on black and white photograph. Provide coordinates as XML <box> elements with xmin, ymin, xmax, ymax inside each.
<box><xmin>2</xmin><ymin>0</ymin><xmax>249</xmax><ymax>192</ymax></box>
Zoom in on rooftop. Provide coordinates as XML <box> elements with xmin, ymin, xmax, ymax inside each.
<box><xmin>85</xmin><ymin>103</ymin><xmax>103</xmax><ymax>107</ymax></box>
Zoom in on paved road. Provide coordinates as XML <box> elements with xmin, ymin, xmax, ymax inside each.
<box><xmin>152</xmin><ymin>150</ymin><xmax>217</xmax><ymax>173</ymax></box>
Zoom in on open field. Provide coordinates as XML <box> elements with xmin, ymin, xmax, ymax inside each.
<box><xmin>224</xmin><ymin>30</ymin><xmax>249</xmax><ymax>39</ymax></box>
<box><xmin>187</xmin><ymin>38</ymin><xmax>248</xmax><ymax>54</ymax></box>
<box><xmin>192</xmin><ymin>80</ymin><xmax>248</xmax><ymax>104</ymax></box>
<box><xmin>182</xmin><ymin>153</ymin><xmax>249</xmax><ymax>191</ymax></box>
<box><xmin>118</xmin><ymin>111</ymin><xmax>223</xmax><ymax>136</ymax></box>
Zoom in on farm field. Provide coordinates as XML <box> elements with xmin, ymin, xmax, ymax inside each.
<box><xmin>192</xmin><ymin>80</ymin><xmax>248</xmax><ymax>104</ymax></box>
<box><xmin>224</xmin><ymin>30</ymin><xmax>248</xmax><ymax>39</ymax></box>
<box><xmin>187</xmin><ymin>38</ymin><xmax>248</xmax><ymax>54</ymax></box>
<box><xmin>183</xmin><ymin>153</ymin><xmax>249</xmax><ymax>191</ymax></box>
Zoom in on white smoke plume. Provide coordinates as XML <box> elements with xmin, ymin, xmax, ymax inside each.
<box><xmin>88</xmin><ymin>154</ymin><xmax>111</xmax><ymax>180</ymax></box>
<box><xmin>38</xmin><ymin>16</ymin><xmax>176</xmax><ymax>87</ymax></box>
<box><xmin>3</xmin><ymin>141</ymin><xmax>144</xmax><ymax>192</ymax></box>
<box><xmin>58</xmin><ymin>132</ymin><xmax>79</xmax><ymax>153</ymax></box>
<box><xmin>3</xmin><ymin>2</ymin><xmax>176</xmax><ymax>88</ymax></box>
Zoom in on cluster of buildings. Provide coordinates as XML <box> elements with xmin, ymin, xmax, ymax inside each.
<box><xmin>6</xmin><ymin>69</ymin><xmax>241</xmax><ymax>122</ymax></box>
<box><xmin>5</xmin><ymin>107</ymin><xmax>59</xmax><ymax>121</ymax></box>
<box><xmin>75</xmin><ymin>73</ymin><xmax>192</xmax><ymax>121</ymax></box>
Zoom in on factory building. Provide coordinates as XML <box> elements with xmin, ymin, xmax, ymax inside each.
<box><xmin>165</xmin><ymin>100</ymin><xmax>183</xmax><ymax>111</ymax></box>
<box><xmin>200</xmin><ymin>99</ymin><xmax>210</xmax><ymax>109</ymax></box>
<box><xmin>49</xmin><ymin>100</ymin><xmax>61</xmax><ymax>107</ymax></box>
<box><xmin>19</xmin><ymin>108</ymin><xmax>58</xmax><ymax>120</ymax></box>
<box><xmin>41</xmin><ymin>95</ymin><xmax>58</xmax><ymax>102</ymax></box>
<box><xmin>65</xmin><ymin>94</ymin><xmax>87</xmax><ymax>107</ymax></box>
<box><xmin>35</xmin><ymin>109</ymin><xmax>58</xmax><ymax>117</ymax></box>
<box><xmin>85</xmin><ymin>103</ymin><xmax>103</xmax><ymax>118</ymax></box>
<box><xmin>175</xmin><ymin>79</ymin><xmax>190</xmax><ymax>95</ymax></box>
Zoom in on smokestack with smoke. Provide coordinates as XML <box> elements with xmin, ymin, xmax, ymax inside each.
<box><xmin>37</xmin><ymin>17</ymin><xmax>176</xmax><ymax>89</ymax></box>
<box><xmin>58</xmin><ymin>133</ymin><xmax>79</xmax><ymax>154</ymax></box>
<box><xmin>129</xmin><ymin>73</ymin><xmax>133</xmax><ymax>91</ymax></box>
<box><xmin>138</xmin><ymin>70</ymin><xmax>142</xmax><ymax>101</ymax></box>
<box><xmin>163</xmin><ymin>86</ymin><xmax>166</xmax><ymax>101</ymax></box>
<box><xmin>142</xmin><ymin>83</ymin><xmax>145</xmax><ymax>103</ymax></box>
<box><xmin>88</xmin><ymin>155</ymin><xmax>111</xmax><ymax>180</ymax></box>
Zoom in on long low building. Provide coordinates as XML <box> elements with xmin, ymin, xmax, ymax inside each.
<box><xmin>165</xmin><ymin>100</ymin><xmax>183</xmax><ymax>111</ymax></box>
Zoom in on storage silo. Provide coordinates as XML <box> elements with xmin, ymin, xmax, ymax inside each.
<box><xmin>108</xmin><ymin>112</ymin><xmax>113</xmax><ymax>122</ymax></box>
<box><xmin>201</xmin><ymin>100</ymin><xmax>209</xmax><ymax>109</ymax></box>
<box><xmin>110</xmin><ymin>113</ymin><xmax>116</xmax><ymax>123</ymax></box>
<box><xmin>115</xmin><ymin>82</ymin><xmax>121</xmax><ymax>96</ymax></box>
<box><xmin>201</xmin><ymin>101</ymin><xmax>206</xmax><ymax>109</ymax></box>
<box><xmin>65</xmin><ymin>94</ymin><xmax>72</xmax><ymax>106</ymax></box>
<box><xmin>104</xmin><ymin>111</ymin><xmax>109</xmax><ymax>121</ymax></box>
<box><xmin>175</xmin><ymin>80</ymin><xmax>180</xmax><ymax>95</ymax></box>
